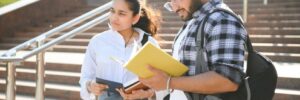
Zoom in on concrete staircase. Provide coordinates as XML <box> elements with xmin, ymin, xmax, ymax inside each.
<box><xmin>0</xmin><ymin>0</ymin><xmax>300</xmax><ymax>99</ymax></box>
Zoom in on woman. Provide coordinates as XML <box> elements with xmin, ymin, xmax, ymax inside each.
<box><xmin>79</xmin><ymin>0</ymin><xmax>161</xmax><ymax>99</ymax></box>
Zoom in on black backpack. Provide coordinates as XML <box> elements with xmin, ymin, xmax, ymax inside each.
<box><xmin>186</xmin><ymin>8</ymin><xmax>278</xmax><ymax>100</ymax></box>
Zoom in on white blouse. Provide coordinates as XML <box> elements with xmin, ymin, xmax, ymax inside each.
<box><xmin>79</xmin><ymin>27</ymin><xmax>159</xmax><ymax>100</ymax></box>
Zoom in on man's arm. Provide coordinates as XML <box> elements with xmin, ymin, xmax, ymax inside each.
<box><xmin>139</xmin><ymin>66</ymin><xmax>238</xmax><ymax>94</ymax></box>
<box><xmin>169</xmin><ymin>14</ymin><xmax>246</xmax><ymax>93</ymax></box>
<box><xmin>170</xmin><ymin>71</ymin><xmax>238</xmax><ymax>94</ymax></box>
<box><xmin>140</xmin><ymin>12</ymin><xmax>246</xmax><ymax>94</ymax></box>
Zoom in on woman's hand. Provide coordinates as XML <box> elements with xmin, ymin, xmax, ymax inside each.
<box><xmin>116</xmin><ymin>88</ymin><xmax>155</xmax><ymax>100</ymax></box>
<box><xmin>87</xmin><ymin>80</ymin><xmax>108</xmax><ymax>96</ymax></box>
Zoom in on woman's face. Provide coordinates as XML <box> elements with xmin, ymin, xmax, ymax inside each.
<box><xmin>109</xmin><ymin>0</ymin><xmax>139</xmax><ymax>31</ymax></box>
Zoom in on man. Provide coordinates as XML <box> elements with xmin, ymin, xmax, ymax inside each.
<box><xmin>140</xmin><ymin>0</ymin><xmax>247</xmax><ymax>99</ymax></box>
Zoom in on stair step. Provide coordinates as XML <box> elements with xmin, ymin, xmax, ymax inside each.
<box><xmin>0</xmin><ymin>43</ymin><xmax>86</xmax><ymax>52</ymax></box>
<box><xmin>2</xmin><ymin>44</ymin><xmax>300</xmax><ymax>63</ymax></box>
<box><xmin>23</xmin><ymin>62</ymin><xmax>81</xmax><ymax>72</ymax></box>
<box><xmin>224</xmin><ymin>0</ymin><xmax>299</xmax><ymax>2</ymax></box>
<box><xmin>274</xmin><ymin>88</ymin><xmax>300</xmax><ymax>100</ymax></box>
<box><xmin>262</xmin><ymin>52</ymin><xmax>300</xmax><ymax>62</ymax></box>
<box><xmin>158</xmin><ymin>42</ymin><xmax>300</xmax><ymax>53</ymax></box>
<box><xmin>246</xmin><ymin>21</ymin><xmax>300</xmax><ymax>27</ymax></box>
<box><xmin>278</xmin><ymin>77</ymin><xmax>300</xmax><ymax>90</ymax></box>
<box><xmin>1</xmin><ymin>38</ymin><xmax>90</xmax><ymax>46</ymax></box>
<box><xmin>58</xmin><ymin>7</ymin><xmax>300</xmax><ymax>22</ymax></box>
<box><xmin>103</xmin><ymin>27</ymin><xmax>293</xmax><ymax>34</ymax></box>
<box><xmin>7</xmin><ymin>34</ymin><xmax>300</xmax><ymax>45</ymax></box>
<box><xmin>153</xmin><ymin>2</ymin><xmax>300</xmax><ymax>9</ymax></box>
<box><xmin>52</xmin><ymin>45</ymin><xmax>87</xmax><ymax>53</ymax></box>
<box><xmin>0</xmin><ymin>51</ymin><xmax>83</xmax><ymax>72</ymax></box>
<box><xmin>67</xmin><ymin>20</ymin><xmax>279</xmax><ymax>31</ymax></box>
<box><xmin>162</xmin><ymin>22</ymin><xmax>300</xmax><ymax>29</ymax></box>
<box><xmin>159</xmin><ymin>34</ymin><xmax>300</xmax><ymax>44</ymax></box>
<box><xmin>13</xmin><ymin>27</ymin><xmax>300</xmax><ymax>40</ymax></box>
<box><xmin>0</xmin><ymin>51</ymin><xmax>84</xmax><ymax>65</ymax></box>
<box><xmin>275</xmin><ymin>62</ymin><xmax>300</xmax><ymax>90</ymax></box>
<box><xmin>85</xmin><ymin>26</ymin><xmax>300</xmax><ymax>35</ymax></box>
<box><xmin>2</xmin><ymin>40</ymin><xmax>300</xmax><ymax>52</ymax></box>
<box><xmin>0</xmin><ymin>79</ymin><xmax>80</xmax><ymax>100</ymax></box>
<box><xmin>161</xmin><ymin>8</ymin><xmax>300</xmax><ymax>15</ymax></box>
<box><xmin>17</xmin><ymin>20</ymin><xmax>300</xmax><ymax>36</ymax></box>
<box><xmin>2</xmin><ymin>41</ymin><xmax>300</xmax><ymax>54</ymax></box>
<box><xmin>163</xmin><ymin>13</ymin><xmax>300</xmax><ymax>20</ymax></box>
<box><xmin>13</xmin><ymin>32</ymin><xmax>97</xmax><ymax>39</ymax></box>
<box><xmin>92</xmin><ymin>21</ymin><xmax>300</xmax><ymax>28</ymax></box>
<box><xmin>0</xmin><ymin>92</ymin><xmax>58</xmax><ymax>100</ymax></box>
<box><xmin>248</xmin><ymin>14</ymin><xmax>300</xmax><ymax>21</ymax></box>
<box><xmin>0</xmin><ymin>67</ymin><xmax>80</xmax><ymax>85</ymax></box>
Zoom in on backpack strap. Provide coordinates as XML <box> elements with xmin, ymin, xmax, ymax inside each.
<box><xmin>195</xmin><ymin>8</ymin><xmax>244</xmax><ymax>49</ymax></box>
<box><xmin>195</xmin><ymin>8</ymin><xmax>254</xmax><ymax>53</ymax></box>
<box><xmin>195</xmin><ymin>8</ymin><xmax>250</xmax><ymax>76</ymax></box>
<box><xmin>141</xmin><ymin>33</ymin><xmax>149</xmax><ymax>46</ymax></box>
<box><xmin>188</xmin><ymin>8</ymin><xmax>251</xmax><ymax>100</ymax></box>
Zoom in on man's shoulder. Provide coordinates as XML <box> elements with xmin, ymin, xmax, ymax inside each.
<box><xmin>206</xmin><ymin>10</ymin><xmax>242</xmax><ymax>24</ymax></box>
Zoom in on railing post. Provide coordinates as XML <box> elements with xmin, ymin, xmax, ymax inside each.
<box><xmin>263</xmin><ymin>0</ymin><xmax>268</xmax><ymax>5</ymax></box>
<box><xmin>142</xmin><ymin>0</ymin><xmax>147</xmax><ymax>5</ymax></box>
<box><xmin>35</xmin><ymin>40</ymin><xmax>45</xmax><ymax>100</ymax></box>
<box><xmin>243</xmin><ymin>0</ymin><xmax>248</xmax><ymax>23</ymax></box>
<box><xmin>6</xmin><ymin>62</ymin><xmax>16</xmax><ymax>100</ymax></box>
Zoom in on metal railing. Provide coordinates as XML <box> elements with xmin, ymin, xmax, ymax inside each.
<box><xmin>243</xmin><ymin>0</ymin><xmax>248</xmax><ymax>22</ymax></box>
<box><xmin>0</xmin><ymin>1</ymin><xmax>112</xmax><ymax>100</ymax></box>
<box><xmin>263</xmin><ymin>0</ymin><xmax>268</xmax><ymax>5</ymax></box>
<box><xmin>0</xmin><ymin>0</ymin><xmax>39</xmax><ymax>16</ymax></box>
<box><xmin>242</xmin><ymin>0</ymin><xmax>268</xmax><ymax>22</ymax></box>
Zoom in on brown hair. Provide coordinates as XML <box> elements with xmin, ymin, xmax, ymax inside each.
<box><xmin>124</xmin><ymin>0</ymin><xmax>161</xmax><ymax>38</ymax></box>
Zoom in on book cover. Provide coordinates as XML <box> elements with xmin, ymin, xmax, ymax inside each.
<box><xmin>124</xmin><ymin>42</ymin><xmax>189</xmax><ymax>78</ymax></box>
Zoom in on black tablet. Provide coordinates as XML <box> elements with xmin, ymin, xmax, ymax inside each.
<box><xmin>96</xmin><ymin>78</ymin><xmax>123</xmax><ymax>93</ymax></box>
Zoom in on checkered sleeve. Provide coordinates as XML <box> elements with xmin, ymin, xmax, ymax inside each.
<box><xmin>204</xmin><ymin>12</ymin><xmax>247</xmax><ymax>84</ymax></box>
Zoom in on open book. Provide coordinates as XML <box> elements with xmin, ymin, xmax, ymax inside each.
<box><xmin>122</xmin><ymin>42</ymin><xmax>189</xmax><ymax>93</ymax></box>
<box><xmin>122</xmin><ymin>78</ymin><xmax>149</xmax><ymax>94</ymax></box>
<box><xmin>124</xmin><ymin>42</ymin><xmax>189</xmax><ymax>78</ymax></box>
<box><xmin>107</xmin><ymin>42</ymin><xmax>189</xmax><ymax>94</ymax></box>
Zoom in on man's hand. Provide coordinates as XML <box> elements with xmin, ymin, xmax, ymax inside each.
<box><xmin>139</xmin><ymin>65</ymin><xmax>169</xmax><ymax>91</ymax></box>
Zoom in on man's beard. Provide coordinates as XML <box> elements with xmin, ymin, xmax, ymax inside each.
<box><xmin>181</xmin><ymin>0</ymin><xmax>203</xmax><ymax>21</ymax></box>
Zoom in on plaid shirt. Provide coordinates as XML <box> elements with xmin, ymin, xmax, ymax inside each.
<box><xmin>173</xmin><ymin>0</ymin><xmax>247</xmax><ymax>84</ymax></box>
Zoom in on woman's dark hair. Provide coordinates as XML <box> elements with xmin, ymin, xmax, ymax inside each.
<box><xmin>124</xmin><ymin>0</ymin><xmax>161</xmax><ymax>37</ymax></box>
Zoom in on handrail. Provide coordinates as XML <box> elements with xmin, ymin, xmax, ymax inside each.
<box><xmin>0</xmin><ymin>0</ymin><xmax>39</xmax><ymax>16</ymax></box>
<box><xmin>0</xmin><ymin>1</ymin><xmax>112</xmax><ymax>100</ymax></box>
<box><xmin>21</xmin><ymin>12</ymin><xmax>110</xmax><ymax>60</ymax></box>
<box><xmin>243</xmin><ymin>0</ymin><xmax>248</xmax><ymax>22</ymax></box>
<box><xmin>242</xmin><ymin>0</ymin><xmax>269</xmax><ymax>23</ymax></box>
<box><xmin>0</xmin><ymin>1</ymin><xmax>112</xmax><ymax>59</ymax></box>
<box><xmin>264</xmin><ymin>0</ymin><xmax>268</xmax><ymax>5</ymax></box>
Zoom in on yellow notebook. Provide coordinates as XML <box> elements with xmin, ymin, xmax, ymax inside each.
<box><xmin>124</xmin><ymin>42</ymin><xmax>189</xmax><ymax>78</ymax></box>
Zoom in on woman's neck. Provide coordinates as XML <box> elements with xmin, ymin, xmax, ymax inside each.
<box><xmin>119</xmin><ymin>28</ymin><xmax>133</xmax><ymax>38</ymax></box>
<box><xmin>118</xmin><ymin>28</ymin><xmax>135</xmax><ymax>46</ymax></box>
